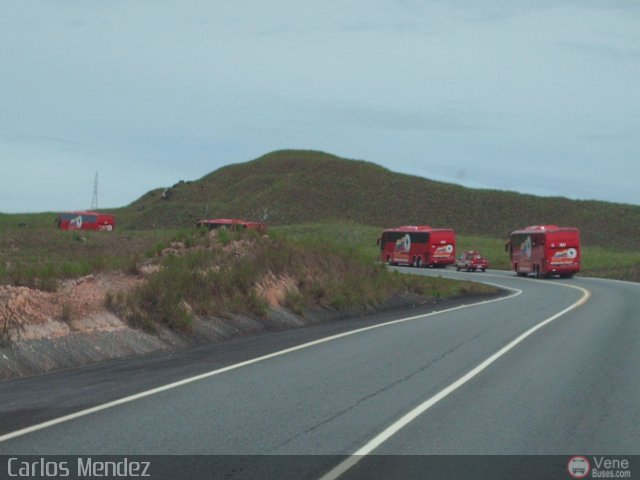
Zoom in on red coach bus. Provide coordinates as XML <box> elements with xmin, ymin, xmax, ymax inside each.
<box><xmin>55</xmin><ymin>211</ymin><xmax>116</xmax><ymax>231</ymax></box>
<box><xmin>378</xmin><ymin>225</ymin><xmax>456</xmax><ymax>268</ymax></box>
<box><xmin>506</xmin><ymin>225</ymin><xmax>580</xmax><ymax>278</ymax></box>
<box><xmin>196</xmin><ymin>218</ymin><xmax>267</xmax><ymax>234</ymax></box>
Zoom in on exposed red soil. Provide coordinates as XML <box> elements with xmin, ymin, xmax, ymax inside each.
<box><xmin>0</xmin><ymin>238</ymin><xmax>287</xmax><ymax>343</ymax></box>
<box><xmin>0</xmin><ymin>273</ymin><xmax>143</xmax><ymax>341</ymax></box>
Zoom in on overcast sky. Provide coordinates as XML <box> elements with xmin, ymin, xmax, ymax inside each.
<box><xmin>1</xmin><ymin>1</ymin><xmax>639</xmax><ymax>213</ymax></box>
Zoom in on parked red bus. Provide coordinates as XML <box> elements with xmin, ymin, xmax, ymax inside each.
<box><xmin>196</xmin><ymin>218</ymin><xmax>267</xmax><ymax>234</ymax></box>
<box><xmin>378</xmin><ymin>225</ymin><xmax>456</xmax><ymax>268</ymax></box>
<box><xmin>506</xmin><ymin>225</ymin><xmax>580</xmax><ymax>278</ymax></box>
<box><xmin>55</xmin><ymin>211</ymin><xmax>116</xmax><ymax>231</ymax></box>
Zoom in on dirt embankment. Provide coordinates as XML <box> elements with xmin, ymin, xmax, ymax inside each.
<box><xmin>0</xmin><ymin>236</ymin><xmax>498</xmax><ymax>381</ymax></box>
<box><xmin>0</xmin><ymin>261</ymin><xmax>427</xmax><ymax>380</ymax></box>
<box><xmin>0</xmin><ymin>273</ymin><xmax>155</xmax><ymax>379</ymax></box>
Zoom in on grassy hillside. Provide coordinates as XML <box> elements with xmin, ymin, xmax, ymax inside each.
<box><xmin>2</xmin><ymin>150</ymin><xmax>639</xmax><ymax>286</ymax></box>
<box><xmin>116</xmin><ymin>150</ymin><xmax>640</xmax><ymax>251</ymax></box>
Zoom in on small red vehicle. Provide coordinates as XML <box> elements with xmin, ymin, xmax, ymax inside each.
<box><xmin>455</xmin><ymin>251</ymin><xmax>490</xmax><ymax>272</ymax></box>
<box><xmin>196</xmin><ymin>218</ymin><xmax>267</xmax><ymax>234</ymax></box>
<box><xmin>55</xmin><ymin>211</ymin><xmax>115</xmax><ymax>231</ymax></box>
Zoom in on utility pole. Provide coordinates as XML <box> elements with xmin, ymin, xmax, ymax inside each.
<box><xmin>91</xmin><ymin>171</ymin><xmax>99</xmax><ymax>210</ymax></box>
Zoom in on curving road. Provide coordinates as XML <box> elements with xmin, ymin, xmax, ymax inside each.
<box><xmin>0</xmin><ymin>269</ymin><xmax>639</xmax><ymax>478</ymax></box>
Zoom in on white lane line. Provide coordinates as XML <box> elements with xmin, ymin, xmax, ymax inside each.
<box><xmin>0</xmin><ymin>286</ymin><xmax>521</xmax><ymax>443</ymax></box>
<box><xmin>320</xmin><ymin>281</ymin><xmax>591</xmax><ymax>480</ymax></box>
<box><xmin>576</xmin><ymin>276</ymin><xmax>640</xmax><ymax>288</ymax></box>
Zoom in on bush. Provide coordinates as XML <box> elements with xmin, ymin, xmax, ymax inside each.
<box><xmin>112</xmin><ymin>228</ymin><xmax>496</xmax><ymax>333</ymax></box>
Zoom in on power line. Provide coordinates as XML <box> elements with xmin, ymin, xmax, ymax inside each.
<box><xmin>91</xmin><ymin>171</ymin><xmax>98</xmax><ymax>210</ymax></box>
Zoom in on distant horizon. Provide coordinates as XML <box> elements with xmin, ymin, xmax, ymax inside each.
<box><xmin>2</xmin><ymin>148</ymin><xmax>639</xmax><ymax>215</ymax></box>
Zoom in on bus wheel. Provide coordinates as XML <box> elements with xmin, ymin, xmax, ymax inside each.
<box><xmin>416</xmin><ymin>257</ymin><xmax>422</xmax><ymax>268</ymax></box>
<box><xmin>534</xmin><ymin>265</ymin><xmax>541</xmax><ymax>279</ymax></box>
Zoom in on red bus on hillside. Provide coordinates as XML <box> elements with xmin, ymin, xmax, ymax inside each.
<box><xmin>55</xmin><ymin>211</ymin><xmax>116</xmax><ymax>231</ymax></box>
<box><xmin>196</xmin><ymin>218</ymin><xmax>267</xmax><ymax>234</ymax></box>
<box><xmin>378</xmin><ymin>226</ymin><xmax>456</xmax><ymax>268</ymax></box>
<box><xmin>506</xmin><ymin>225</ymin><xmax>580</xmax><ymax>278</ymax></box>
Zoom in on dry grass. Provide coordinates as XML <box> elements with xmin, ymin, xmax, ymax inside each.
<box><xmin>112</xmin><ymin>229</ymin><xmax>495</xmax><ymax>332</ymax></box>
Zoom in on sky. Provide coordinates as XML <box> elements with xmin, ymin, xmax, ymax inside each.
<box><xmin>1</xmin><ymin>0</ymin><xmax>639</xmax><ymax>213</ymax></box>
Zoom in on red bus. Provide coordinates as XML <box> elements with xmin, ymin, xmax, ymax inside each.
<box><xmin>55</xmin><ymin>211</ymin><xmax>116</xmax><ymax>231</ymax></box>
<box><xmin>378</xmin><ymin>225</ymin><xmax>456</xmax><ymax>268</ymax></box>
<box><xmin>506</xmin><ymin>225</ymin><xmax>580</xmax><ymax>278</ymax></box>
<box><xmin>196</xmin><ymin>218</ymin><xmax>267</xmax><ymax>234</ymax></box>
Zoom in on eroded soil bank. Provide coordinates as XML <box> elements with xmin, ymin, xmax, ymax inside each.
<box><xmin>0</xmin><ymin>272</ymin><xmax>502</xmax><ymax>380</ymax></box>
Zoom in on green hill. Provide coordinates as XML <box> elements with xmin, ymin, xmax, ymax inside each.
<box><xmin>116</xmin><ymin>150</ymin><xmax>640</xmax><ymax>250</ymax></box>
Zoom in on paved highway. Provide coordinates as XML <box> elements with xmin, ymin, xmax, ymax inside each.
<box><xmin>0</xmin><ymin>268</ymin><xmax>638</xmax><ymax>478</ymax></box>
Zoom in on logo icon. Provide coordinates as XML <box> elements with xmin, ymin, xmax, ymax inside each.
<box><xmin>396</xmin><ymin>234</ymin><xmax>411</xmax><ymax>253</ymax></box>
<box><xmin>521</xmin><ymin>235</ymin><xmax>532</xmax><ymax>259</ymax></box>
<box><xmin>70</xmin><ymin>215</ymin><xmax>83</xmax><ymax>229</ymax></box>
<box><xmin>567</xmin><ymin>456</ymin><xmax>590</xmax><ymax>478</ymax></box>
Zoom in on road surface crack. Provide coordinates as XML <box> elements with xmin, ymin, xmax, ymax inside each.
<box><xmin>270</xmin><ymin>318</ymin><xmax>510</xmax><ymax>453</ymax></box>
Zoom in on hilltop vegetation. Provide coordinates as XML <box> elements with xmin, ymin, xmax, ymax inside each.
<box><xmin>116</xmin><ymin>150</ymin><xmax>640</xmax><ymax>251</ymax></box>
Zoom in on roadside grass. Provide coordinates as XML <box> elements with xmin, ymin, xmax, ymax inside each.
<box><xmin>451</xmin><ymin>234</ymin><xmax>640</xmax><ymax>281</ymax></box>
<box><xmin>580</xmin><ymin>247</ymin><xmax>640</xmax><ymax>282</ymax></box>
<box><xmin>273</xmin><ymin>224</ymin><xmax>640</xmax><ymax>282</ymax></box>
<box><xmin>454</xmin><ymin>234</ymin><xmax>640</xmax><ymax>281</ymax></box>
<box><xmin>0</xmin><ymin>212</ymin><xmax>190</xmax><ymax>289</ymax></box>
<box><xmin>10</xmin><ymin>214</ymin><xmax>640</xmax><ymax>341</ymax></box>
<box><xmin>113</xmin><ymin>228</ymin><xmax>496</xmax><ymax>332</ymax></box>
<box><xmin>273</xmin><ymin>224</ymin><xmax>513</xmax><ymax>270</ymax></box>
<box><xmin>455</xmin><ymin>235</ymin><xmax>511</xmax><ymax>271</ymax></box>
<box><xmin>7</xmin><ymin>212</ymin><xmax>631</xmax><ymax>282</ymax></box>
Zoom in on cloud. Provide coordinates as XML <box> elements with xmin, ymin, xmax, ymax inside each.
<box><xmin>303</xmin><ymin>102</ymin><xmax>488</xmax><ymax>133</ymax></box>
<box><xmin>555</xmin><ymin>41</ymin><xmax>640</xmax><ymax>61</ymax></box>
<box><xmin>1</xmin><ymin>0</ymin><xmax>639</xmax><ymax>210</ymax></box>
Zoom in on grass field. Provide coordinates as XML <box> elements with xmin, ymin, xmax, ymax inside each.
<box><xmin>0</xmin><ymin>217</ymin><xmax>499</xmax><ymax>332</ymax></box>
<box><xmin>1</xmin><ymin>216</ymin><xmax>639</xmax><ymax>295</ymax></box>
<box><xmin>112</xmin><ymin>228</ymin><xmax>495</xmax><ymax>332</ymax></box>
<box><xmin>0</xmin><ymin>212</ymin><xmax>188</xmax><ymax>290</ymax></box>
<box><xmin>273</xmin><ymin>223</ymin><xmax>640</xmax><ymax>282</ymax></box>
<box><xmin>5</xmin><ymin>150</ymin><xmax>638</xmax><ymax>286</ymax></box>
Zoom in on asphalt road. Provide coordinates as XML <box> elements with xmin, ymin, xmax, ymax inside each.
<box><xmin>1</xmin><ymin>268</ymin><xmax>638</xmax><ymax>479</ymax></box>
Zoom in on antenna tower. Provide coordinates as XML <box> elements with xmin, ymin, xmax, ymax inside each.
<box><xmin>91</xmin><ymin>171</ymin><xmax>99</xmax><ymax>210</ymax></box>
